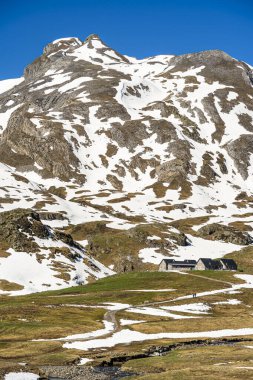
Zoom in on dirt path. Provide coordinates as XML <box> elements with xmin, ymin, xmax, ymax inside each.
<box><xmin>186</xmin><ymin>272</ymin><xmax>234</xmax><ymax>286</ymax></box>
<box><xmin>136</xmin><ymin>271</ymin><xmax>235</xmax><ymax>308</ymax></box>
<box><xmin>48</xmin><ymin>273</ymin><xmax>242</xmax><ymax>347</ymax></box>
<box><xmin>104</xmin><ymin>309</ymin><xmax>120</xmax><ymax>334</ymax></box>
<box><xmin>81</xmin><ymin>273</ymin><xmax>238</xmax><ymax>341</ymax></box>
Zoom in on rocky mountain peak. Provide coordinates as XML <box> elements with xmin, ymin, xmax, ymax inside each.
<box><xmin>85</xmin><ymin>33</ymin><xmax>104</xmax><ymax>44</ymax></box>
<box><xmin>43</xmin><ymin>37</ymin><xmax>83</xmax><ymax>55</ymax></box>
<box><xmin>83</xmin><ymin>33</ymin><xmax>110</xmax><ymax>51</ymax></box>
<box><xmin>0</xmin><ymin>35</ymin><xmax>252</xmax><ymax>294</ymax></box>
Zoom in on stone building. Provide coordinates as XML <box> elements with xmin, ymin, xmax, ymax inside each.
<box><xmin>159</xmin><ymin>258</ymin><xmax>237</xmax><ymax>272</ymax></box>
<box><xmin>159</xmin><ymin>259</ymin><xmax>196</xmax><ymax>271</ymax></box>
<box><xmin>195</xmin><ymin>258</ymin><xmax>237</xmax><ymax>271</ymax></box>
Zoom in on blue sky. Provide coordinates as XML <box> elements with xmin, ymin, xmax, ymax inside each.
<box><xmin>0</xmin><ymin>0</ymin><xmax>252</xmax><ymax>80</ymax></box>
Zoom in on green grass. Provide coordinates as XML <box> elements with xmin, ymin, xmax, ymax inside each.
<box><xmin>0</xmin><ymin>270</ymin><xmax>250</xmax><ymax>369</ymax></box>
<box><xmin>224</xmin><ymin>245</ymin><xmax>253</xmax><ymax>274</ymax></box>
<box><xmin>123</xmin><ymin>343</ymin><xmax>253</xmax><ymax>380</ymax></box>
<box><xmin>0</xmin><ymin>303</ymin><xmax>105</xmax><ymax>340</ymax></box>
<box><xmin>36</xmin><ymin>271</ymin><xmax>237</xmax><ymax>307</ymax></box>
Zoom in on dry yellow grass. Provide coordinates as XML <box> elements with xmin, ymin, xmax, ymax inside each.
<box><xmin>124</xmin><ymin>344</ymin><xmax>253</xmax><ymax>380</ymax></box>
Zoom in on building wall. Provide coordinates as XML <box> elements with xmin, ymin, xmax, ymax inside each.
<box><xmin>160</xmin><ymin>262</ymin><xmax>196</xmax><ymax>271</ymax></box>
<box><xmin>172</xmin><ymin>266</ymin><xmax>194</xmax><ymax>271</ymax></box>
<box><xmin>194</xmin><ymin>261</ymin><xmax>206</xmax><ymax>270</ymax></box>
<box><xmin>159</xmin><ymin>261</ymin><xmax>167</xmax><ymax>271</ymax></box>
<box><xmin>159</xmin><ymin>262</ymin><xmax>174</xmax><ymax>271</ymax></box>
<box><xmin>160</xmin><ymin>260</ymin><xmax>236</xmax><ymax>272</ymax></box>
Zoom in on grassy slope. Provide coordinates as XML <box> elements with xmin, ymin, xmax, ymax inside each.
<box><xmin>0</xmin><ymin>270</ymin><xmax>251</xmax><ymax>372</ymax></box>
<box><xmin>225</xmin><ymin>245</ymin><xmax>253</xmax><ymax>274</ymax></box>
<box><xmin>124</xmin><ymin>343</ymin><xmax>253</xmax><ymax>379</ymax></box>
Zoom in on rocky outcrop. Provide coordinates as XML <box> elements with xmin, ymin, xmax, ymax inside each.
<box><xmin>167</xmin><ymin>49</ymin><xmax>253</xmax><ymax>89</ymax></box>
<box><xmin>0</xmin><ymin>208</ymin><xmax>81</xmax><ymax>253</ymax></box>
<box><xmin>225</xmin><ymin>135</ymin><xmax>253</xmax><ymax>180</ymax></box>
<box><xmin>0</xmin><ymin>105</ymin><xmax>85</xmax><ymax>183</ymax></box>
<box><xmin>197</xmin><ymin>223</ymin><xmax>253</xmax><ymax>245</ymax></box>
<box><xmin>0</xmin><ymin>209</ymin><xmax>49</xmax><ymax>252</ymax></box>
<box><xmin>128</xmin><ymin>224</ymin><xmax>188</xmax><ymax>248</ymax></box>
<box><xmin>157</xmin><ymin>158</ymin><xmax>190</xmax><ymax>183</ymax></box>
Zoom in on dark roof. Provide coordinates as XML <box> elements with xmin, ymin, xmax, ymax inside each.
<box><xmin>162</xmin><ymin>258</ymin><xmax>237</xmax><ymax>270</ymax></box>
<box><xmin>160</xmin><ymin>259</ymin><xmax>196</xmax><ymax>267</ymax></box>
<box><xmin>198</xmin><ymin>258</ymin><xmax>222</xmax><ymax>270</ymax></box>
<box><xmin>219</xmin><ymin>259</ymin><xmax>237</xmax><ymax>270</ymax></box>
<box><xmin>172</xmin><ymin>263</ymin><xmax>196</xmax><ymax>268</ymax></box>
<box><xmin>184</xmin><ymin>260</ymin><xmax>197</xmax><ymax>264</ymax></box>
<box><xmin>161</xmin><ymin>259</ymin><xmax>174</xmax><ymax>264</ymax></box>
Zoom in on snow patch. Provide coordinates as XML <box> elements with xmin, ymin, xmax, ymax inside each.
<box><xmin>0</xmin><ymin>77</ymin><xmax>24</xmax><ymax>94</ymax></box>
<box><xmin>4</xmin><ymin>373</ymin><xmax>39</xmax><ymax>380</ymax></box>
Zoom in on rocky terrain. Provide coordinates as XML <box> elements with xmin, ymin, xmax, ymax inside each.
<box><xmin>0</xmin><ymin>34</ymin><xmax>253</xmax><ymax>294</ymax></box>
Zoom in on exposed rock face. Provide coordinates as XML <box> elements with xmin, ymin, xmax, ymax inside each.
<box><xmin>0</xmin><ymin>105</ymin><xmax>84</xmax><ymax>182</ymax></box>
<box><xmin>0</xmin><ymin>209</ymin><xmax>49</xmax><ymax>252</ymax></box>
<box><xmin>128</xmin><ymin>224</ymin><xmax>188</xmax><ymax>248</ymax></box>
<box><xmin>0</xmin><ymin>208</ymin><xmax>113</xmax><ymax>294</ymax></box>
<box><xmin>0</xmin><ymin>34</ymin><xmax>253</xmax><ymax>293</ymax></box>
<box><xmin>157</xmin><ymin>158</ymin><xmax>190</xmax><ymax>183</ymax></box>
<box><xmin>1</xmin><ymin>36</ymin><xmax>253</xmax><ymax>188</ymax></box>
<box><xmin>197</xmin><ymin>224</ymin><xmax>253</xmax><ymax>245</ymax></box>
<box><xmin>0</xmin><ymin>208</ymin><xmax>82</xmax><ymax>253</ymax></box>
<box><xmin>225</xmin><ymin>135</ymin><xmax>253</xmax><ymax>180</ymax></box>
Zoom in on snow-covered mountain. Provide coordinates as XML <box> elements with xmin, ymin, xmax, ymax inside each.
<box><xmin>0</xmin><ymin>34</ymin><xmax>252</xmax><ymax>294</ymax></box>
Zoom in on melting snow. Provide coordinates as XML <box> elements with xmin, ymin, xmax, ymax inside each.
<box><xmin>161</xmin><ymin>303</ymin><xmax>211</xmax><ymax>314</ymax></box>
<box><xmin>4</xmin><ymin>374</ymin><xmax>39</xmax><ymax>380</ymax></box>
<box><xmin>120</xmin><ymin>319</ymin><xmax>145</xmax><ymax>326</ymax></box>
<box><xmin>63</xmin><ymin>328</ymin><xmax>253</xmax><ymax>351</ymax></box>
<box><xmin>170</xmin><ymin>235</ymin><xmax>243</xmax><ymax>261</ymax></box>
<box><xmin>212</xmin><ymin>299</ymin><xmax>241</xmax><ymax>305</ymax></box>
<box><xmin>78</xmin><ymin>358</ymin><xmax>93</xmax><ymax>365</ymax></box>
<box><xmin>0</xmin><ymin>77</ymin><xmax>24</xmax><ymax>94</ymax></box>
<box><xmin>127</xmin><ymin>306</ymin><xmax>199</xmax><ymax>319</ymax></box>
<box><xmin>0</xmin><ymin>104</ymin><xmax>22</xmax><ymax>132</ymax></box>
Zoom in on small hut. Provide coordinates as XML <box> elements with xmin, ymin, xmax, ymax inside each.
<box><xmin>159</xmin><ymin>259</ymin><xmax>196</xmax><ymax>272</ymax></box>
<box><xmin>195</xmin><ymin>258</ymin><xmax>237</xmax><ymax>271</ymax></box>
<box><xmin>219</xmin><ymin>259</ymin><xmax>237</xmax><ymax>271</ymax></box>
<box><xmin>194</xmin><ymin>258</ymin><xmax>221</xmax><ymax>271</ymax></box>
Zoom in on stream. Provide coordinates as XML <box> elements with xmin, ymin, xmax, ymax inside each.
<box><xmin>37</xmin><ymin>337</ymin><xmax>253</xmax><ymax>380</ymax></box>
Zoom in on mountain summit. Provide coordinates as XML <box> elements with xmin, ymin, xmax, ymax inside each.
<box><xmin>0</xmin><ymin>35</ymin><xmax>252</xmax><ymax>294</ymax></box>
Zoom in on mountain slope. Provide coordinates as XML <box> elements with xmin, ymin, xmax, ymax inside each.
<box><xmin>0</xmin><ymin>34</ymin><xmax>252</xmax><ymax>294</ymax></box>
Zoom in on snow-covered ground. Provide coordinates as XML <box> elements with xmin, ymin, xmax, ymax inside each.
<box><xmin>160</xmin><ymin>303</ymin><xmax>211</xmax><ymax>314</ymax></box>
<box><xmin>64</xmin><ymin>327</ymin><xmax>253</xmax><ymax>351</ymax></box>
<box><xmin>0</xmin><ymin>77</ymin><xmax>24</xmax><ymax>94</ymax></box>
<box><xmin>120</xmin><ymin>319</ymin><xmax>146</xmax><ymax>326</ymax></box>
<box><xmin>0</xmin><ymin>244</ymin><xmax>114</xmax><ymax>296</ymax></box>
<box><xmin>127</xmin><ymin>306</ymin><xmax>199</xmax><ymax>319</ymax></box>
<box><xmin>78</xmin><ymin>358</ymin><xmax>93</xmax><ymax>365</ymax></box>
<box><xmin>4</xmin><ymin>373</ymin><xmax>39</xmax><ymax>380</ymax></box>
<box><xmin>139</xmin><ymin>235</ymin><xmax>244</xmax><ymax>265</ymax></box>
